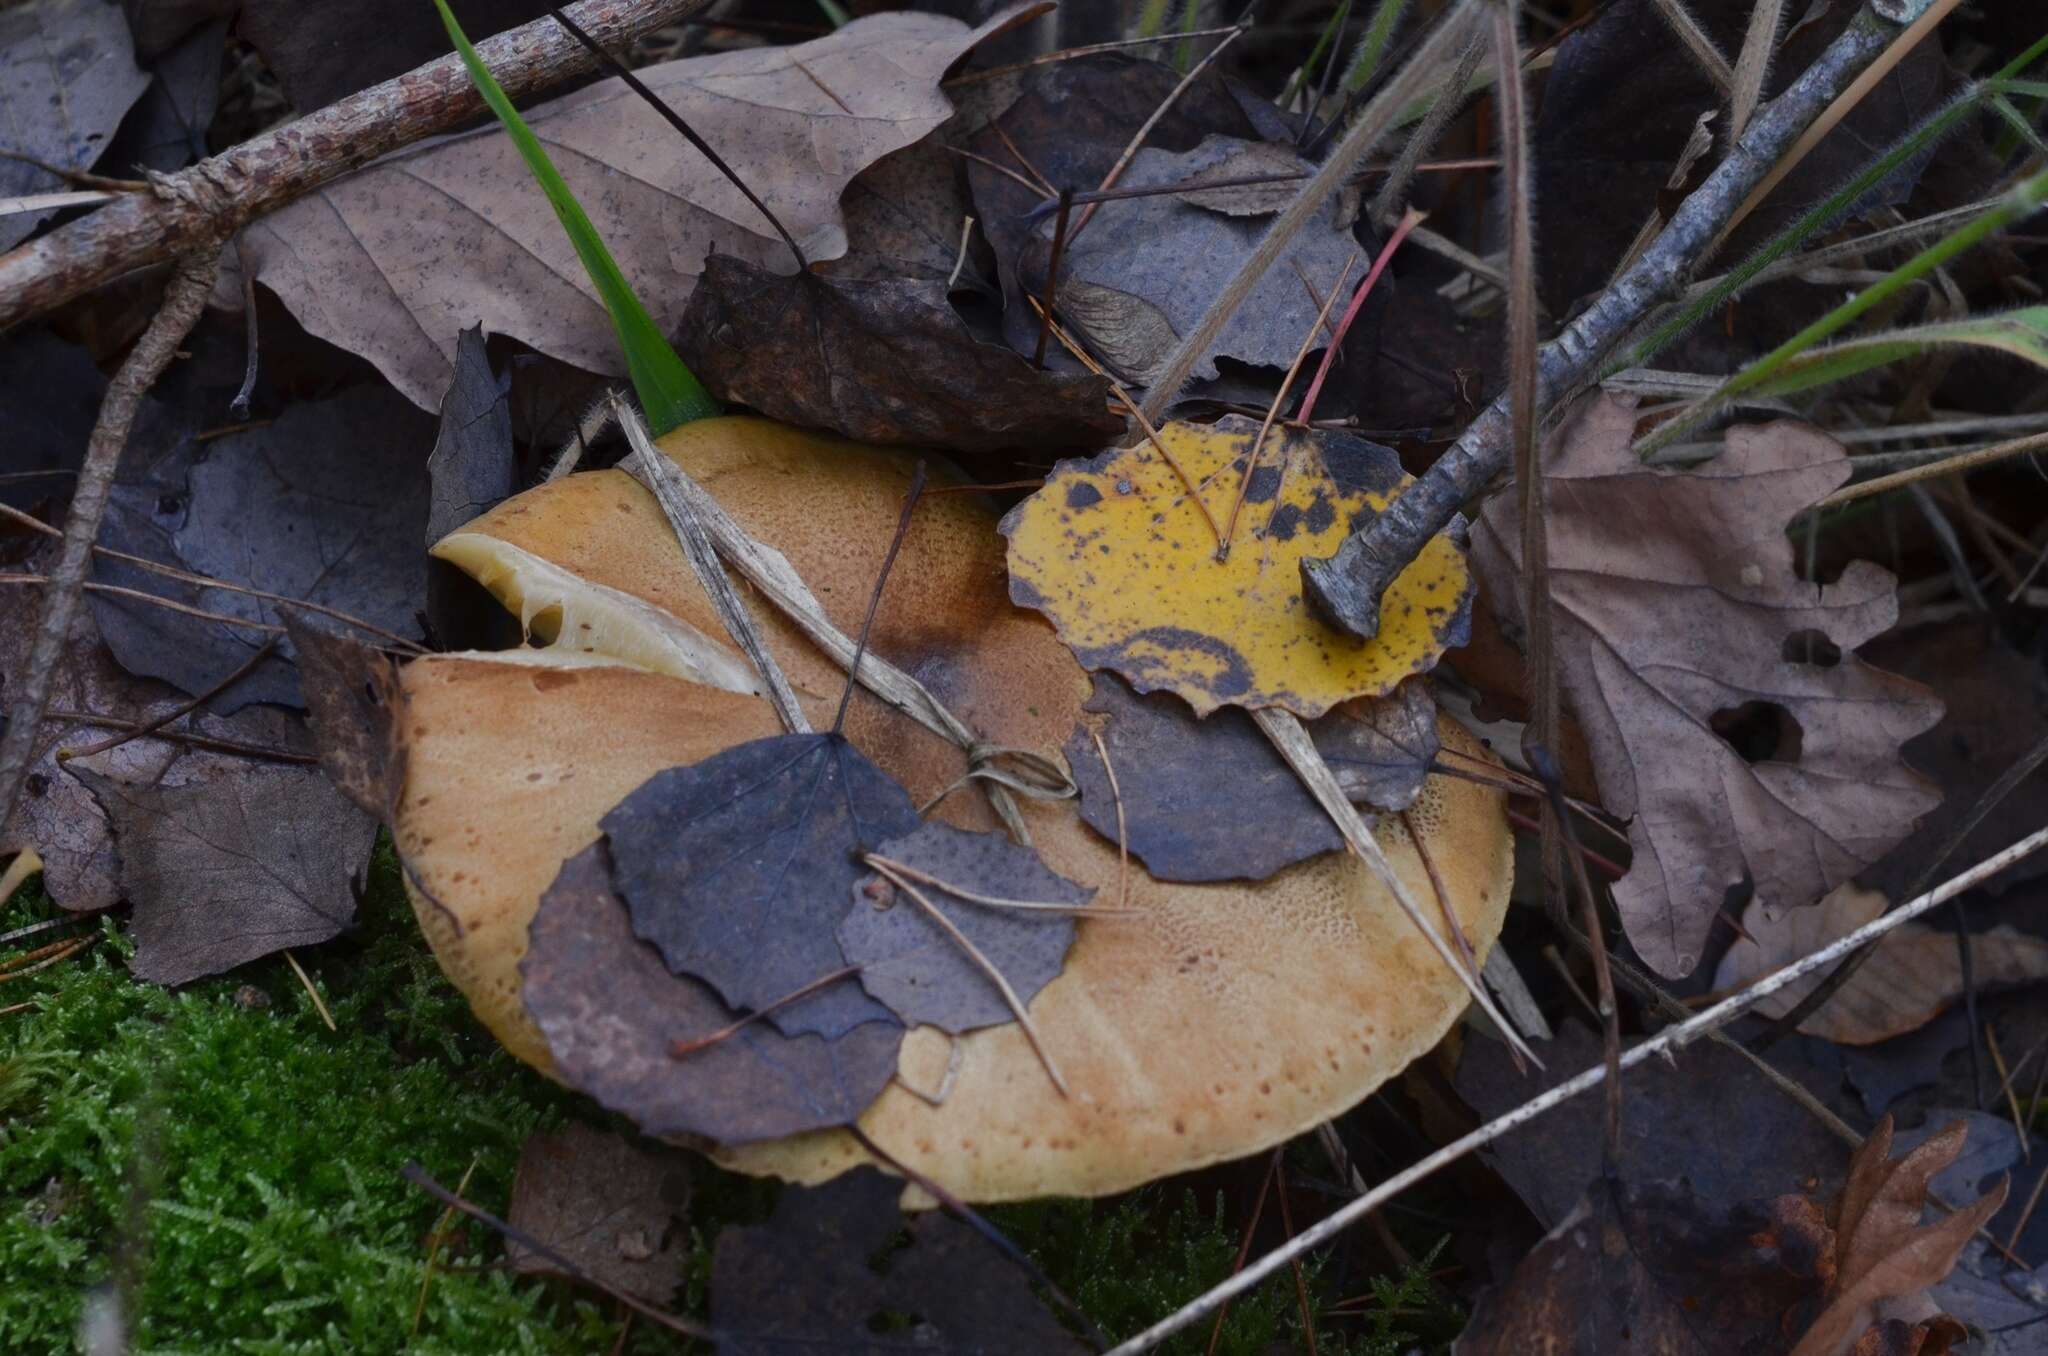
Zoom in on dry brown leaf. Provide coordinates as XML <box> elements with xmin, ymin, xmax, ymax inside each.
<box><xmin>231</xmin><ymin>9</ymin><xmax>1030</xmax><ymax>409</ymax></box>
<box><xmin>1714</xmin><ymin>884</ymin><xmax>2048</xmax><ymax>1044</ymax></box>
<box><xmin>1473</xmin><ymin>394</ymin><xmax>1940</xmax><ymax>977</ymax></box>
<box><xmin>1789</xmin><ymin>1116</ymin><xmax>2010</xmax><ymax>1356</ymax></box>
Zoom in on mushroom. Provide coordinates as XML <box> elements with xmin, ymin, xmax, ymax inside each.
<box><xmin>396</xmin><ymin>415</ymin><xmax>1513</xmax><ymax>1201</ymax></box>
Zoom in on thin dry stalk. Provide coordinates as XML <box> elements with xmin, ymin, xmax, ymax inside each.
<box><xmin>61</xmin><ymin>638</ymin><xmax>280</xmax><ymax>761</ymax></box>
<box><xmin>861</xmin><ymin>853</ymin><xmax>1140</xmax><ymax>915</ymax></box>
<box><xmin>0</xmin><ymin>850</ymin><xmax>41</xmax><ymax>906</ymax></box>
<box><xmin>865</xmin><ymin>859</ymin><xmax>1070</xmax><ymax>1097</ymax></box>
<box><xmin>1102</xmin><ymin>822</ymin><xmax>2048</xmax><ymax>1355</ymax></box>
<box><xmin>1986</xmin><ymin>1023</ymin><xmax>2030</xmax><ymax>1158</ymax></box>
<box><xmin>1293</xmin><ymin>208</ymin><xmax>1425</xmax><ymax>427</ymax></box>
<box><xmin>1219</xmin><ymin>254</ymin><xmax>1359</xmax><ymax>555</ymax></box>
<box><xmin>284</xmin><ymin>950</ymin><xmax>336</xmax><ymax>1031</ymax></box>
<box><xmin>1647</xmin><ymin>0</ymin><xmax>1733</xmax><ymax>91</ymax></box>
<box><xmin>1821</xmin><ymin>429</ymin><xmax>2048</xmax><ymax>507</ymax></box>
<box><xmin>1069</xmin><ymin>26</ymin><xmax>1245</xmax><ymax>241</ymax></box>
<box><xmin>1252</xmin><ymin>707</ymin><xmax>1539</xmax><ymax>1068</ymax></box>
<box><xmin>1727</xmin><ymin>0</ymin><xmax>1788</xmax><ymax>144</ymax></box>
<box><xmin>668</xmin><ymin>965</ymin><xmax>864</xmax><ymax>1057</ymax></box>
<box><xmin>0</xmin><ymin>254</ymin><xmax>217</xmax><ymax>837</ymax></box>
<box><xmin>1088</xmin><ymin>728</ymin><xmax>1132</xmax><ymax>914</ymax></box>
<box><xmin>1368</xmin><ymin>27</ymin><xmax>1487</xmax><ymax>225</ymax></box>
<box><xmin>1715</xmin><ymin>0</ymin><xmax>1964</xmax><ymax>252</ymax></box>
<box><xmin>1138</xmin><ymin>0</ymin><xmax>1484</xmax><ymax>422</ymax></box>
<box><xmin>613</xmin><ymin>399</ymin><xmax>808</xmax><ymax>733</ymax></box>
<box><xmin>47</xmin><ymin>710</ymin><xmax>314</xmax><ymax>765</ymax></box>
<box><xmin>0</xmin><ymin>935</ymin><xmax>95</xmax><ymax>984</ymax></box>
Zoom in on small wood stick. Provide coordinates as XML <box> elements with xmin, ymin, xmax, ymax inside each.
<box><xmin>62</xmin><ymin>637</ymin><xmax>281</xmax><ymax>761</ymax></box>
<box><xmin>865</xmin><ymin>858</ymin><xmax>1070</xmax><ymax>1097</ymax></box>
<box><xmin>1031</xmin><ymin>188</ymin><xmax>1073</xmax><ymax>369</ymax></box>
<box><xmin>285</xmin><ymin>949</ymin><xmax>336</xmax><ymax>1031</ymax></box>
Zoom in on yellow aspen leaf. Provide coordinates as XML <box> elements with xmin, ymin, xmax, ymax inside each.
<box><xmin>1001</xmin><ymin>416</ymin><xmax>1471</xmax><ymax>717</ymax></box>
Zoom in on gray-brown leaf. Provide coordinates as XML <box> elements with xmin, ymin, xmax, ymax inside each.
<box><xmin>1473</xmin><ymin>395</ymin><xmax>1940</xmax><ymax>977</ymax></box>
<box><xmin>233</xmin><ymin>10</ymin><xmax>1029</xmax><ymax>409</ymax></box>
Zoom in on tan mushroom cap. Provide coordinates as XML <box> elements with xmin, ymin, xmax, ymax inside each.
<box><xmin>397</xmin><ymin>415</ymin><xmax>1513</xmax><ymax>1202</ymax></box>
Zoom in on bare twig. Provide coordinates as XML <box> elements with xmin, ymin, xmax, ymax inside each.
<box><xmin>59</xmin><ymin>638</ymin><xmax>280</xmax><ymax>761</ymax></box>
<box><xmin>0</xmin><ymin>254</ymin><xmax>217</xmax><ymax>836</ymax></box>
<box><xmin>1301</xmin><ymin>5</ymin><xmax>1905</xmax><ymax>638</ymax></box>
<box><xmin>1102</xmin><ymin>822</ymin><xmax>2048</xmax><ymax>1354</ymax></box>
<box><xmin>0</xmin><ymin>0</ymin><xmax>716</xmax><ymax>330</ymax></box>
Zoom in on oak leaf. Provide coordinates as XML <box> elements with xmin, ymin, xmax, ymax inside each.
<box><xmin>1715</xmin><ymin>884</ymin><xmax>2048</xmax><ymax>1045</ymax></box>
<box><xmin>1472</xmin><ymin>394</ymin><xmax>1940</xmax><ymax>976</ymax></box>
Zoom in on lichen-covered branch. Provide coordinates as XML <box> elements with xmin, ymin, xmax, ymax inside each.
<box><xmin>1301</xmin><ymin>4</ymin><xmax>1899</xmax><ymax>639</ymax></box>
<box><xmin>0</xmin><ymin>0</ymin><xmax>712</xmax><ymax>332</ymax></box>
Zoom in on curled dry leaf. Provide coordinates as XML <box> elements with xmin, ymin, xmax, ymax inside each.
<box><xmin>0</xmin><ymin>0</ymin><xmax>150</xmax><ymax>251</ymax></box>
<box><xmin>840</xmin><ymin>821</ymin><xmax>1087</xmax><ymax>1034</ymax></box>
<box><xmin>1063</xmin><ymin>672</ymin><xmax>1438</xmax><ymax>883</ymax></box>
<box><xmin>1715</xmin><ymin>884</ymin><xmax>2048</xmax><ymax>1045</ymax></box>
<box><xmin>521</xmin><ymin>843</ymin><xmax>902</xmax><ymax>1144</ymax></box>
<box><xmin>710</xmin><ymin>1168</ymin><xmax>1084</xmax><ymax>1356</ymax></box>
<box><xmin>1788</xmin><ymin>1115</ymin><xmax>2011</xmax><ymax>1356</ymax></box>
<box><xmin>1472</xmin><ymin>395</ymin><xmax>1941</xmax><ymax>977</ymax></box>
<box><xmin>72</xmin><ymin>759</ymin><xmax>375</xmax><ymax>985</ymax></box>
<box><xmin>674</xmin><ymin>254</ymin><xmax>1122</xmax><ymax>453</ymax></box>
<box><xmin>601</xmin><ymin>733</ymin><xmax>920</xmax><ymax>1040</ymax></box>
<box><xmin>1003</xmin><ymin>416</ymin><xmax>1471</xmax><ymax>718</ymax></box>
<box><xmin>1456</xmin><ymin>1179</ymin><xmax>1838</xmax><ymax>1355</ymax></box>
<box><xmin>505</xmin><ymin>1124</ymin><xmax>692</xmax><ymax>1304</ymax></box>
<box><xmin>233</xmin><ymin>10</ymin><xmax>1032</xmax><ymax>409</ymax></box>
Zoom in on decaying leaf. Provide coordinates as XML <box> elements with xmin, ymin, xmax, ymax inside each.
<box><xmin>0</xmin><ymin>0</ymin><xmax>150</xmax><ymax>251</ymax></box>
<box><xmin>506</xmin><ymin>1124</ymin><xmax>692</xmax><ymax>1304</ymax></box>
<box><xmin>1716</xmin><ymin>884</ymin><xmax>2048</xmax><ymax>1045</ymax></box>
<box><xmin>73</xmin><ymin>759</ymin><xmax>376</xmax><ymax>985</ymax></box>
<box><xmin>0</xmin><ymin>328</ymin><xmax>112</xmax><ymax>512</ymax></box>
<box><xmin>821</xmin><ymin>138</ymin><xmax>991</xmax><ymax>289</ymax></box>
<box><xmin>107</xmin><ymin>12</ymin><xmax>223</xmax><ymax>175</ymax></box>
<box><xmin>0</xmin><ymin>556</ymin><xmax>337</xmax><ymax>920</ymax></box>
<box><xmin>675</xmin><ymin>255</ymin><xmax>1122</xmax><ymax>453</ymax></box>
<box><xmin>1788</xmin><ymin>1116</ymin><xmax>2010</xmax><ymax>1356</ymax></box>
<box><xmin>840</xmin><ymin>821</ymin><xmax>1086</xmax><ymax>1034</ymax></box>
<box><xmin>1457</xmin><ymin>1178</ymin><xmax>1837</xmax><ymax>1355</ymax></box>
<box><xmin>963</xmin><ymin>57</ymin><xmax>1354</xmax><ymax>384</ymax></box>
<box><xmin>521</xmin><ymin>844</ymin><xmax>903</xmax><ymax>1144</ymax></box>
<box><xmin>234</xmin><ymin>10</ymin><xmax>1030</xmax><ymax>409</ymax></box>
<box><xmin>425</xmin><ymin>325</ymin><xmax>516</xmax><ymax>547</ymax></box>
<box><xmin>93</xmin><ymin>385</ymin><xmax>433</xmax><ymax>711</ymax></box>
<box><xmin>1003</xmin><ymin>416</ymin><xmax>1471</xmax><ymax>718</ymax></box>
<box><xmin>1176</xmin><ymin>138</ymin><xmax>1324</xmax><ymax>216</ymax></box>
<box><xmin>602</xmin><ymin>733</ymin><xmax>919</xmax><ymax>1039</ymax></box>
<box><xmin>1015</xmin><ymin>135</ymin><xmax>1360</xmax><ymax>385</ymax></box>
<box><xmin>1064</xmin><ymin>672</ymin><xmax>1439</xmax><ymax>883</ymax></box>
<box><xmin>1456</xmin><ymin>1020</ymin><xmax>1850</xmax><ymax>1229</ymax></box>
<box><xmin>286</xmin><ymin>617</ymin><xmax>407</xmax><ymax>823</ymax></box>
<box><xmin>1472</xmin><ymin>395</ymin><xmax>1942</xmax><ymax>977</ymax></box>
<box><xmin>711</xmin><ymin>1167</ymin><xmax>1084</xmax><ymax>1356</ymax></box>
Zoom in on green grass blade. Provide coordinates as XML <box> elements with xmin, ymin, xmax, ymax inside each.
<box><xmin>1743</xmin><ymin>306</ymin><xmax>2048</xmax><ymax>397</ymax></box>
<box><xmin>1635</xmin><ymin>165</ymin><xmax>2048</xmax><ymax>455</ymax></box>
<box><xmin>1342</xmin><ymin>0</ymin><xmax>1410</xmax><ymax>92</ymax></box>
<box><xmin>434</xmin><ymin>0</ymin><xmax>719</xmax><ymax>434</ymax></box>
<box><xmin>1620</xmin><ymin>31</ymin><xmax>2048</xmax><ymax>373</ymax></box>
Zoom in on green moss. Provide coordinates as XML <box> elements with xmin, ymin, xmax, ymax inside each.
<box><xmin>0</xmin><ymin>846</ymin><xmax>661</xmax><ymax>1355</ymax></box>
<box><xmin>1</xmin><ymin>844</ymin><xmax>1453</xmax><ymax>1353</ymax></box>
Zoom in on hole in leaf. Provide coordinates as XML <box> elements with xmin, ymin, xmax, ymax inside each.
<box><xmin>1781</xmin><ymin>630</ymin><xmax>1841</xmax><ymax>667</ymax></box>
<box><xmin>1711</xmin><ymin>701</ymin><xmax>1804</xmax><ymax>764</ymax></box>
